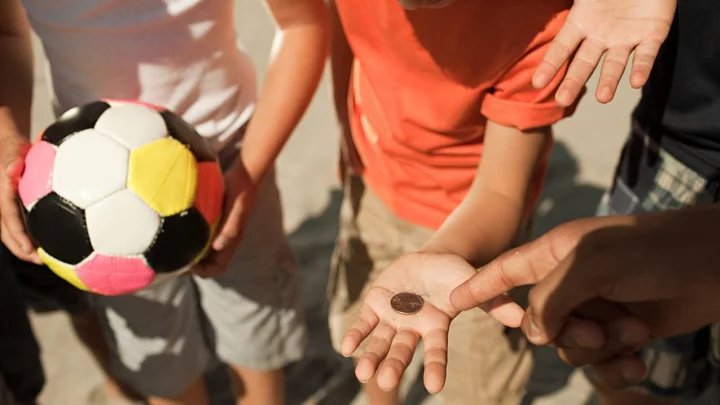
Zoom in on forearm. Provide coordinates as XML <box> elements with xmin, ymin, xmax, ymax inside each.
<box><xmin>423</xmin><ymin>187</ymin><xmax>526</xmax><ymax>267</ymax></box>
<box><xmin>422</xmin><ymin>121</ymin><xmax>551</xmax><ymax>266</ymax></box>
<box><xmin>0</xmin><ymin>2</ymin><xmax>33</xmax><ymax>140</ymax></box>
<box><xmin>238</xmin><ymin>0</ymin><xmax>330</xmax><ymax>184</ymax></box>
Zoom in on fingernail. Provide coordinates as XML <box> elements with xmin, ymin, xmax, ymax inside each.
<box><xmin>631</xmin><ymin>73</ymin><xmax>644</xmax><ymax>87</ymax></box>
<box><xmin>600</xmin><ymin>86</ymin><xmax>612</xmax><ymax>101</ymax></box>
<box><xmin>555</xmin><ymin>90</ymin><xmax>570</xmax><ymax>107</ymax></box>
<box><xmin>213</xmin><ymin>236</ymin><xmax>227</xmax><ymax>250</ymax></box>
<box><xmin>532</xmin><ymin>73</ymin><xmax>547</xmax><ymax>88</ymax></box>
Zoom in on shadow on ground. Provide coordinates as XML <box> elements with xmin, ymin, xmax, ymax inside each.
<box><xmin>283</xmin><ymin>189</ymin><xmax>361</xmax><ymax>405</ymax></box>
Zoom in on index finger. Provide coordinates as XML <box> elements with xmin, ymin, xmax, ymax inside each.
<box><xmin>533</xmin><ymin>21</ymin><xmax>585</xmax><ymax>89</ymax></box>
<box><xmin>449</xmin><ymin>236</ymin><xmax>560</xmax><ymax>311</ymax></box>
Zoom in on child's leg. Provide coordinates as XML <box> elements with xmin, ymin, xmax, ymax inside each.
<box><xmin>145</xmin><ymin>379</ymin><xmax>207</xmax><ymax>405</ymax></box>
<box><xmin>229</xmin><ymin>367</ymin><xmax>284</xmax><ymax>405</ymax></box>
<box><xmin>91</xmin><ymin>276</ymin><xmax>213</xmax><ymax>405</ymax></box>
<box><xmin>328</xmin><ymin>175</ymin><xmax>427</xmax><ymax>405</ymax></box>
<box><xmin>193</xmin><ymin>167</ymin><xmax>306</xmax><ymax>405</ymax></box>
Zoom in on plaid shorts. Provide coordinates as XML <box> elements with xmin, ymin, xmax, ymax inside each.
<box><xmin>594</xmin><ymin>120</ymin><xmax>720</xmax><ymax>399</ymax></box>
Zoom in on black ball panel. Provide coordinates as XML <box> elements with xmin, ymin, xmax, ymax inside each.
<box><xmin>144</xmin><ymin>207</ymin><xmax>210</xmax><ymax>273</ymax></box>
<box><xmin>159</xmin><ymin>110</ymin><xmax>216</xmax><ymax>162</ymax></box>
<box><xmin>42</xmin><ymin>101</ymin><xmax>111</xmax><ymax>146</ymax></box>
<box><xmin>26</xmin><ymin>192</ymin><xmax>94</xmax><ymax>265</ymax></box>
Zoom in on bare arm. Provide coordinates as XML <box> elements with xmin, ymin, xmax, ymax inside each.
<box><xmin>0</xmin><ymin>0</ymin><xmax>37</xmax><ymax>260</ymax></box>
<box><xmin>203</xmin><ymin>0</ymin><xmax>330</xmax><ymax>258</ymax></box>
<box><xmin>422</xmin><ymin>121</ymin><xmax>551</xmax><ymax>266</ymax></box>
<box><xmin>0</xmin><ymin>0</ymin><xmax>33</xmax><ymax>141</ymax></box>
<box><xmin>236</xmin><ymin>0</ymin><xmax>330</xmax><ymax>184</ymax></box>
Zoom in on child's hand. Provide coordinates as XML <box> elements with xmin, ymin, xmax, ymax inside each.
<box><xmin>534</xmin><ymin>0</ymin><xmax>676</xmax><ymax>106</ymax></box>
<box><xmin>340</xmin><ymin>252</ymin><xmax>518</xmax><ymax>394</ymax></box>
<box><xmin>192</xmin><ymin>160</ymin><xmax>257</xmax><ymax>278</ymax></box>
<box><xmin>0</xmin><ymin>133</ymin><xmax>39</xmax><ymax>263</ymax></box>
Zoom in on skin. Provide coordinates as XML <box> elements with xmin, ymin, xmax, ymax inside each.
<box><xmin>331</xmin><ymin>0</ymin><xmax>550</xmax><ymax>399</ymax></box>
<box><xmin>532</xmin><ymin>0</ymin><xmax>676</xmax><ymax>107</ymax></box>
<box><xmin>140</xmin><ymin>0</ymin><xmax>331</xmax><ymax>402</ymax></box>
<box><xmin>331</xmin><ymin>3</ymin><xmax>553</xmax><ymax>392</ymax></box>
<box><xmin>339</xmin><ymin>122</ymin><xmax>551</xmax><ymax>396</ymax></box>
<box><xmin>332</xmin><ymin>0</ymin><xmax>679</xmax><ymax>401</ymax></box>
<box><xmin>194</xmin><ymin>0</ymin><xmax>330</xmax><ymax>279</ymax></box>
<box><xmin>449</xmin><ymin>203</ymin><xmax>720</xmax><ymax>397</ymax></box>
<box><xmin>0</xmin><ymin>0</ymin><xmax>37</xmax><ymax>264</ymax></box>
<box><xmin>0</xmin><ymin>0</ymin><xmax>329</xmax><ymax>404</ymax></box>
<box><xmin>330</xmin><ymin>0</ymin><xmax>681</xmax><ymax>402</ymax></box>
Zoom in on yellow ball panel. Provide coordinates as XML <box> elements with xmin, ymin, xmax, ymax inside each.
<box><xmin>128</xmin><ymin>137</ymin><xmax>198</xmax><ymax>217</ymax></box>
<box><xmin>38</xmin><ymin>248</ymin><xmax>90</xmax><ymax>291</ymax></box>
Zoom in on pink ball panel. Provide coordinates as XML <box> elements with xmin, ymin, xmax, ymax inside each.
<box><xmin>76</xmin><ymin>254</ymin><xmax>156</xmax><ymax>296</ymax></box>
<box><xmin>18</xmin><ymin>141</ymin><xmax>56</xmax><ymax>208</ymax></box>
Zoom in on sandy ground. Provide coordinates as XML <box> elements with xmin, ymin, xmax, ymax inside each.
<box><xmin>22</xmin><ymin>2</ymin><xmax>719</xmax><ymax>405</ymax></box>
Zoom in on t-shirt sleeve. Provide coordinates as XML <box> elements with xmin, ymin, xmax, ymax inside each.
<box><xmin>480</xmin><ymin>10</ymin><xmax>584</xmax><ymax>131</ymax></box>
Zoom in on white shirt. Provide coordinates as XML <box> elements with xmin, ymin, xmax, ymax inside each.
<box><xmin>21</xmin><ymin>0</ymin><xmax>256</xmax><ymax>150</ymax></box>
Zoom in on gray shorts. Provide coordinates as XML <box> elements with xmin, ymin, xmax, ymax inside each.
<box><xmin>91</xmin><ymin>158</ymin><xmax>307</xmax><ymax>397</ymax></box>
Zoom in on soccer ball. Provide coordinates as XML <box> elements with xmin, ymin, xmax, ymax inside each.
<box><xmin>18</xmin><ymin>100</ymin><xmax>225</xmax><ymax>296</ymax></box>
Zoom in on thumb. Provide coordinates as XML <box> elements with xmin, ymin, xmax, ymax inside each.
<box><xmin>212</xmin><ymin>198</ymin><xmax>243</xmax><ymax>250</ymax></box>
<box><xmin>450</xmin><ymin>235</ymin><xmax>562</xmax><ymax>311</ymax></box>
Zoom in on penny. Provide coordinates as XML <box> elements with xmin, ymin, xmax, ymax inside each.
<box><xmin>390</xmin><ymin>292</ymin><xmax>424</xmax><ymax>315</ymax></box>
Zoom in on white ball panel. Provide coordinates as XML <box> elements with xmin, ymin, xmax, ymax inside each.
<box><xmin>58</xmin><ymin>105</ymin><xmax>82</xmax><ymax>121</ymax></box>
<box><xmin>52</xmin><ymin>129</ymin><xmax>129</xmax><ymax>208</ymax></box>
<box><xmin>94</xmin><ymin>104</ymin><xmax>168</xmax><ymax>150</ymax></box>
<box><xmin>85</xmin><ymin>189</ymin><xmax>161</xmax><ymax>256</ymax></box>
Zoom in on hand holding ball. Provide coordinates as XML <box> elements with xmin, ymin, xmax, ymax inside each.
<box><xmin>18</xmin><ymin>100</ymin><xmax>225</xmax><ymax>296</ymax></box>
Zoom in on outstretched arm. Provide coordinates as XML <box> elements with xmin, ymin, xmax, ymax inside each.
<box><xmin>195</xmin><ymin>0</ymin><xmax>329</xmax><ymax>276</ymax></box>
<box><xmin>0</xmin><ymin>0</ymin><xmax>38</xmax><ymax>263</ymax></box>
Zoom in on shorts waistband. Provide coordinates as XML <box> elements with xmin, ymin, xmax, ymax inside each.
<box><xmin>623</xmin><ymin>120</ymin><xmax>720</xmax><ymax>206</ymax></box>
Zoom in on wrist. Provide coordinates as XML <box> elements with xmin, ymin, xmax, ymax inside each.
<box><xmin>0</xmin><ymin>124</ymin><xmax>29</xmax><ymax>142</ymax></box>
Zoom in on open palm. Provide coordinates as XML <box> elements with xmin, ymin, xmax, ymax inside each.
<box><xmin>339</xmin><ymin>253</ymin><xmax>477</xmax><ymax>394</ymax></box>
<box><xmin>535</xmin><ymin>0</ymin><xmax>676</xmax><ymax>106</ymax></box>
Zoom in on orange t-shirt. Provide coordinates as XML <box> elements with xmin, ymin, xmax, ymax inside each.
<box><xmin>336</xmin><ymin>0</ymin><xmax>578</xmax><ymax>230</ymax></box>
